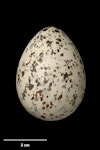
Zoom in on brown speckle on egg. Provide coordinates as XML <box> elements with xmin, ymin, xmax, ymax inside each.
<box><xmin>71</xmin><ymin>84</ymin><xmax>73</xmax><ymax>88</ymax></box>
<box><xmin>17</xmin><ymin>74</ymin><xmax>20</xmax><ymax>82</ymax></box>
<box><xmin>43</xmin><ymin>28</ymin><xmax>48</xmax><ymax>31</ymax></box>
<box><xmin>26</xmin><ymin>60</ymin><xmax>31</xmax><ymax>66</ymax></box>
<box><xmin>70</xmin><ymin>79</ymin><xmax>72</xmax><ymax>83</ymax></box>
<box><xmin>31</xmin><ymin>61</ymin><xmax>38</xmax><ymax>72</ymax></box>
<box><xmin>46</xmin><ymin>40</ymin><xmax>52</xmax><ymax>47</ymax></box>
<box><xmin>55</xmin><ymin>29</ymin><xmax>59</xmax><ymax>32</ymax></box>
<box><xmin>64</xmin><ymin>72</ymin><xmax>68</xmax><ymax>80</ymax></box>
<box><xmin>46</xmin><ymin>104</ymin><xmax>49</xmax><ymax>108</ymax></box>
<box><xmin>29</xmin><ymin>52</ymin><xmax>35</xmax><ymax>57</ymax></box>
<box><xmin>40</xmin><ymin>97</ymin><xmax>43</xmax><ymax>101</ymax></box>
<box><xmin>36</xmin><ymin>90</ymin><xmax>42</xmax><ymax>96</ymax></box>
<box><xmin>42</xmin><ymin>107</ymin><xmax>45</xmax><ymax>110</ymax></box>
<box><xmin>22</xmin><ymin>92</ymin><xmax>26</xmax><ymax>100</ymax></box>
<box><xmin>35</xmin><ymin>79</ymin><xmax>41</xmax><ymax>86</ymax></box>
<box><xmin>62</xmin><ymin>85</ymin><xmax>66</xmax><ymax>89</ymax></box>
<box><xmin>38</xmin><ymin>57</ymin><xmax>43</xmax><ymax>63</ymax></box>
<box><xmin>44</xmin><ymin>78</ymin><xmax>49</xmax><ymax>84</ymax></box>
<box><xmin>56</xmin><ymin>38</ymin><xmax>61</xmax><ymax>42</ymax></box>
<box><xmin>71</xmin><ymin>94</ymin><xmax>77</xmax><ymax>106</ymax></box>
<box><xmin>56</xmin><ymin>41</ymin><xmax>59</xmax><ymax>44</ymax></box>
<box><xmin>44</xmin><ymin>71</ymin><xmax>48</xmax><ymax>76</ymax></box>
<box><xmin>54</xmin><ymin>94</ymin><xmax>57</xmax><ymax>100</ymax></box>
<box><xmin>51</xmin><ymin>49</ymin><xmax>56</xmax><ymax>55</ymax></box>
<box><xmin>44</xmin><ymin>66</ymin><xmax>48</xmax><ymax>70</ymax></box>
<box><xmin>22</xmin><ymin>71</ymin><xmax>25</xmax><ymax>77</ymax></box>
<box><xmin>57</xmin><ymin>49</ymin><xmax>60</xmax><ymax>52</ymax></box>
<box><xmin>60</xmin><ymin>53</ymin><xmax>64</xmax><ymax>56</ymax></box>
<box><xmin>28</xmin><ymin>84</ymin><xmax>34</xmax><ymax>90</ymax></box>
<box><xmin>41</xmin><ymin>115</ymin><xmax>46</xmax><ymax>119</ymax></box>
<box><xmin>42</xmin><ymin>101</ymin><xmax>46</xmax><ymax>105</ymax></box>
<box><xmin>50</xmin><ymin>106</ymin><xmax>52</xmax><ymax>109</ymax></box>
<box><xmin>68</xmin><ymin>87</ymin><xmax>70</xmax><ymax>91</ymax></box>
<box><xmin>31</xmin><ymin>95</ymin><xmax>34</xmax><ymax>100</ymax></box>
<box><xmin>48</xmin><ymin>82</ymin><xmax>52</xmax><ymax>91</ymax></box>
<box><xmin>58</xmin><ymin>94</ymin><xmax>63</xmax><ymax>101</ymax></box>
<box><xmin>73</xmin><ymin>52</ymin><xmax>76</xmax><ymax>59</ymax></box>
<box><xmin>53</xmin><ymin>74</ymin><xmax>57</xmax><ymax>77</ymax></box>
<box><xmin>50</xmin><ymin>114</ymin><xmax>54</xmax><ymax>116</ymax></box>
<box><xmin>50</xmin><ymin>101</ymin><xmax>53</xmax><ymax>106</ymax></box>
<box><xmin>80</xmin><ymin>59</ymin><xmax>82</xmax><ymax>64</ymax></box>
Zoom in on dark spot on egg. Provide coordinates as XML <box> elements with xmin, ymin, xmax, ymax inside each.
<box><xmin>61</xmin><ymin>73</ymin><xmax>64</xmax><ymax>76</ymax></box>
<box><xmin>73</xmin><ymin>94</ymin><xmax>77</xmax><ymax>101</ymax></box>
<box><xmin>42</xmin><ymin>101</ymin><xmax>46</xmax><ymax>105</ymax></box>
<box><xmin>30</xmin><ymin>43</ymin><xmax>34</xmax><ymax>49</ymax></box>
<box><xmin>60</xmin><ymin>53</ymin><xmax>64</xmax><ymax>56</ymax></box>
<box><xmin>71</xmin><ymin>94</ymin><xmax>77</xmax><ymax>106</ymax></box>
<box><xmin>80</xmin><ymin>59</ymin><xmax>82</xmax><ymax>64</ymax></box>
<box><xmin>50</xmin><ymin>106</ymin><xmax>52</xmax><ymax>109</ymax></box>
<box><xmin>65</xmin><ymin>79</ymin><xmax>68</xmax><ymax>83</ymax></box>
<box><xmin>44</xmin><ymin>78</ymin><xmax>49</xmax><ymax>84</ymax></box>
<box><xmin>31</xmin><ymin>61</ymin><xmax>38</xmax><ymax>72</ymax></box>
<box><xmin>26</xmin><ymin>61</ymin><xmax>30</xmax><ymax>66</ymax></box>
<box><xmin>58</xmin><ymin>94</ymin><xmax>62</xmax><ymax>100</ymax></box>
<box><xmin>44</xmin><ymin>72</ymin><xmax>48</xmax><ymax>76</ymax></box>
<box><xmin>51</xmin><ymin>49</ymin><xmax>56</xmax><ymax>55</ymax></box>
<box><xmin>28</xmin><ymin>84</ymin><xmax>34</xmax><ymax>90</ymax></box>
<box><xmin>38</xmin><ymin>58</ymin><xmax>43</xmax><ymax>63</ymax></box>
<box><xmin>55</xmin><ymin>116</ymin><xmax>58</xmax><ymax>118</ymax></box>
<box><xmin>41</xmin><ymin>115</ymin><xmax>46</xmax><ymax>118</ymax></box>
<box><xmin>50</xmin><ymin>101</ymin><xmax>53</xmax><ymax>106</ymax></box>
<box><xmin>31</xmin><ymin>96</ymin><xmax>34</xmax><ymax>100</ymax></box>
<box><xmin>54</xmin><ymin>69</ymin><xmax>56</xmax><ymax>72</ymax></box>
<box><xmin>71</xmin><ymin>84</ymin><xmax>73</xmax><ymax>88</ymax></box>
<box><xmin>62</xmin><ymin>85</ymin><xmax>66</xmax><ymax>89</ymax></box>
<box><xmin>48</xmin><ymin>82</ymin><xmax>52</xmax><ymax>91</ymax></box>
<box><xmin>18</xmin><ymin>74</ymin><xmax>20</xmax><ymax>81</ymax></box>
<box><xmin>42</xmin><ymin>107</ymin><xmax>45</xmax><ymax>110</ymax></box>
<box><xmin>29</xmin><ymin>52</ymin><xmax>35</xmax><ymax>57</ymax></box>
<box><xmin>40</xmin><ymin>97</ymin><xmax>43</xmax><ymax>101</ymax></box>
<box><xmin>56</xmin><ymin>41</ymin><xmax>59</xmax><ymax>44</ymax></box>
<box><xmin>44</xmin><ymin>66</ymin><xmax>48</xmax><ymax>70</ymax></box>
<box><xmin>55</xmin><ymin>29</ymin><xmax>59</xmax><ymax>32</ymax></box>
<box><xmin>64</xmin><ymin>73</ymin><xmax>68</xmax><ymax>80</ymax></box>
<box><xmin>49</xmin><ymin>82</ymin><xmax>52</xmax><ymax>87</ymax></box>
<box><xmin>36</xmin><ymin>90</ymin><xmax>43</xmax><ymax>97</ymax></box>
<box><xmin>53</xmin><ymin>74</ymin><xmax>57</xmax><ymax>77</ymax></box>
<box><xmin>43</xmin><ymin>28</ymin><xmax>48</xmax><ymax>31</ymax></box>
<box><xmin>39</xmin><ymin>52</ymin><xmax>44</xmax><ymax>57</ymax></box>
<box><xmin>73</xmin><ymin>52</ymin><xmax>76</xmax><ymax>59</ymax></box>
<box><xmin>57</xmin><ymin>49</ymin><xmax>60</xmax><ymax>52</ymax></box>
<box><xmin>22</xmin><ymin>92</ymin><xmax>26</xmax><ymax>100</ymax></box>
<box><xmin>46</xmin><ymin>104</ymin><xmax>49</xmax><ymax>108</ymax></box>
<box><xmin>46</xmin><ymin>40</ymin><xmax>52</xmax><ymax>47</ymax></box>
<box><xmin>70</xmin><ymin>79</ymin><xmax>72</xmax><ymax>83</ymax></box>
<box><xmin>68</xmin><ymin>66</ymin><xmax>70</xmax><ymax>69</ymax></box>
<box><xmin>56</xmin><ymin>38</ymin><xmax>61</xmax><ymax>42</ymax></box>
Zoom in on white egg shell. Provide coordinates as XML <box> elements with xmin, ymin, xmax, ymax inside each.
<box><xmin>16</xmin><ymin>26</ymin><xmax>86</xmax><ymax>121</ymax></box>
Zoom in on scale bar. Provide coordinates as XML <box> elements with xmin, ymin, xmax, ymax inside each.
<box><xmin>3</xmin><ymin>139</ymin><xmax>47</xmax><ymax>141</ymax></box>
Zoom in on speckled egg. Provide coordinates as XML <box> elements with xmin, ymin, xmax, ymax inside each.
<box><xmin>16</xmin><ymin>26</ymin><xmax>86</xmax><ymax>121</ymax></box>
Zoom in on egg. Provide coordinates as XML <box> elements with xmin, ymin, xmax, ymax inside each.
<box><xmin>16</xmin><ymin>26</ymin><xmax>86</xmax><ymax>121</ymax></box>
